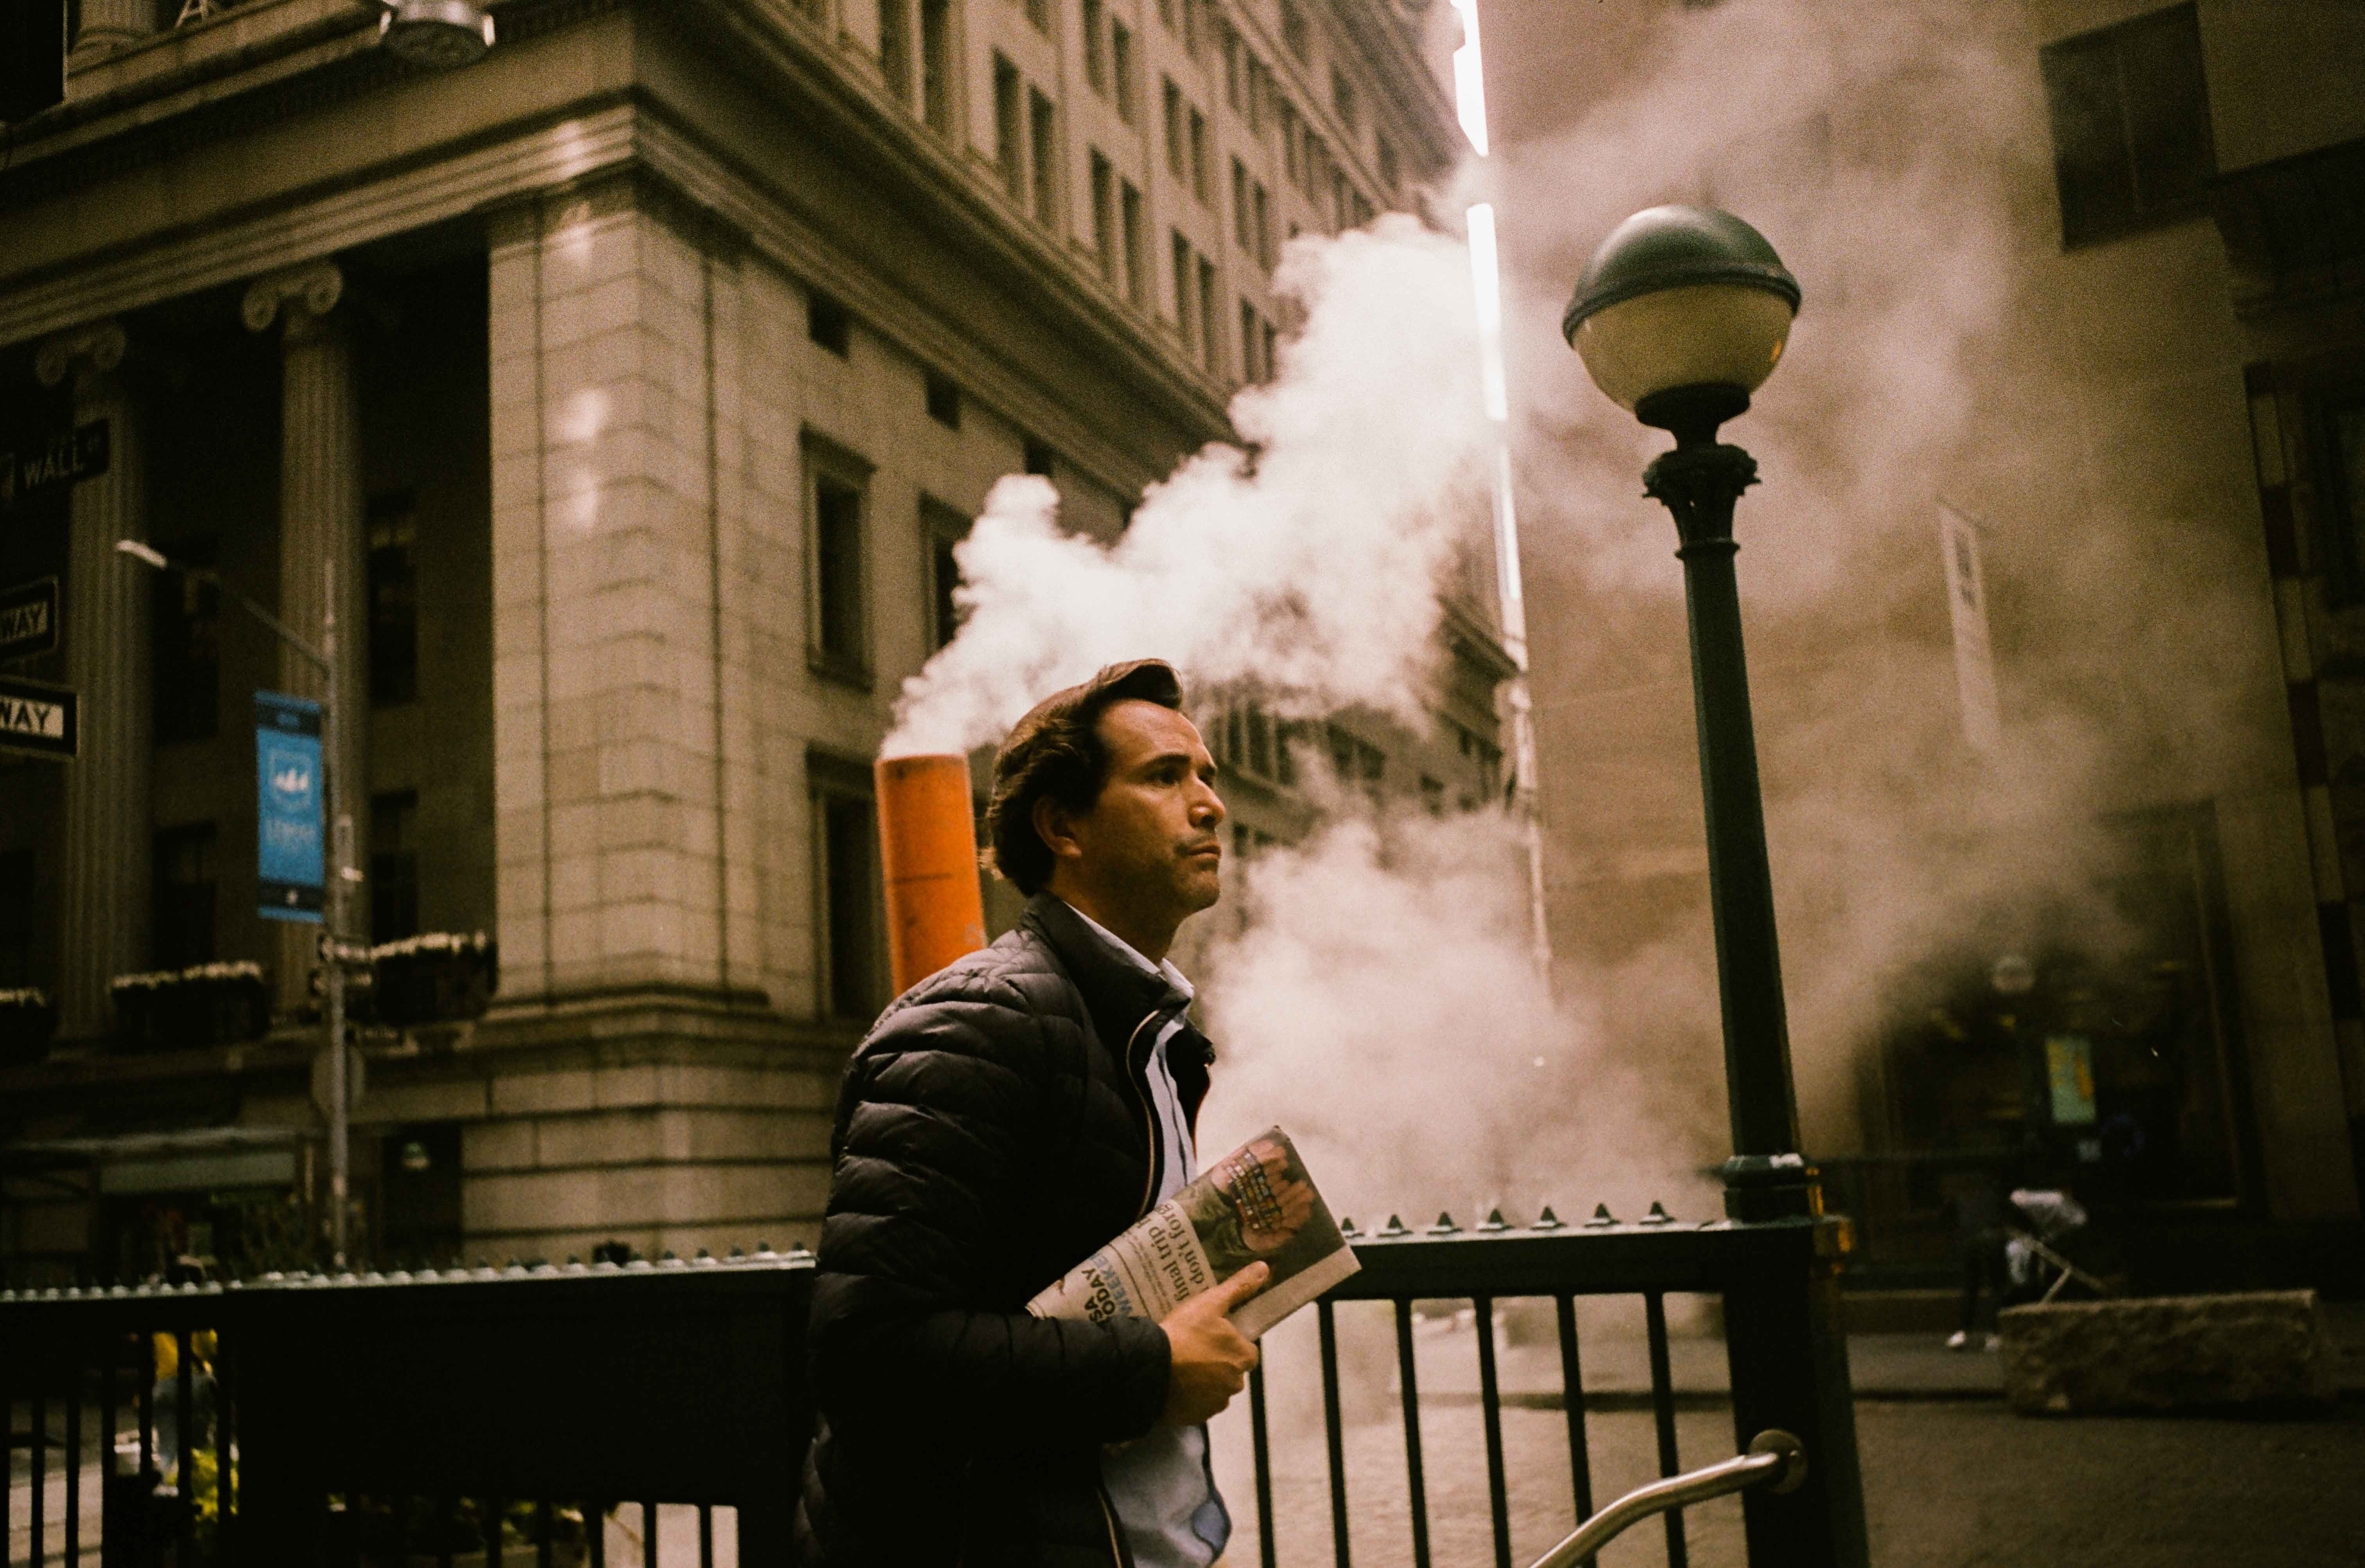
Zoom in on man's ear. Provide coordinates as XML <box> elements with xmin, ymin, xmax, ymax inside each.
<box><xmin>1032</xmin><ymin>794</ymin><xmax>1082</xmax><ymax>866</ymax></box>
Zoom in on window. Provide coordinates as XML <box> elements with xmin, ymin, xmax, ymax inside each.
<box><xmin>2040</xmin><ymin>4</ymin><xmax>2213</xmax><ymax>248</ymax></box>
<box><xmin>1164</xmin><ymin>78</ymin><xmax>1186</xmax><ymax>181</ymax></box>
<box><xmin>1252</xmin><ymin>181</ymin><xmax>1272</xmax><ymax>269</ymax></box>
<box><xmin>1279</xmin><ymin>100</ymin><xmax>1302</xmax><ymax>188</ymax></box>
<box><xmin>1245</xmin><ymin>54</ymin><xmax>1267</xmax><ymax>136</ymax></box>
<box><xmin>1030</xmin><ymin>88</ymin><xmax>1060</xmax><ymax>227</ymax></box>
<box><xmin>0</xmin><ymin>850</ymin><xmax>31</xmax><ymax>987</ymax></box>
<box><xmin>1245</xmin><ymin>704</ymin><xmax>1273</xmax><ymax>777</ymax></box>
<box><xmin>1326</xmin><ymin>724</ymin><xmax>1383</xmax><ymax>801</ymax></box>
<box><xmin>1181</xmin><ymin>0</ymin><xmax>1201</xmax><ymax>57</ymax></box>
<box><xmin>1025</xmin><ymin>0</ymin><xmax>1052</xmax><ymax>34</ymax></box>
<box><xmin>1198</xmin><ymin>254</ymin><xmax>1221</xmax><ymax>376</ymax></box>
<box><xmin>1278</xmin><ymin>0</ymin><xmax>1308</xmax><ymax>62</ymax></box>
<box><xmin>924</xmin><ymin>369</ymin><xmax>961</xmax><ymax>429</ymax></box>
<box><xmin>1091</xmin><ymin>151</ymin><xmax>1118</xmax><ymax>280</ymax></box>
<box><xmin>810</xmin><ymin>753</ymin><xmax>885</xmax><ymax>1021</ymax></box>
<box><xmin>370</xmin><ymin>790</ymin><xmax>419</xmax><ymax>943</ymax></box>
<box><xmin>920</xmin><ymin>0</ymin><xmax>954</xmax><ymax>134</ymax></box>
<box><xmin>1330</xmin><ymin>66</ymin><xmax>1357</xmax><ymax>131</ymax></box>
<box><xmin>152</xmin><ymin>823</ymin><xmax>218</xmax><ymax>970</ymax></box>
<box><xmin>809</xmin><ymin>290</ymin><xmax>852</xmax><ymax>356</ymax></box>
<box><xmin>367</xmin><ymin>493</ymin><xmax>419</xmax><ymax>708</ymax></box>
<box><xmin>1112</xmin><ymin>21</ymin><xmax>1137</xmax><ymax>121</ymax></box>
<box><xmin>1351</xmin><ymin>188</ymin><xmax>1374</xmax><ymax>228</ymax></box>
<box><xmin>994</xmin><ymin>56</ymin><xmax>1026</xmax><ymax>205</ymax></box>
<box><xmin>1023</xmin><ymin>438</ymin><xmax>1057</xmax><ymax>478</ymax></box>
<box><xmin>1172</xmin><ymin>230</ymin><xmax>1195</xmax><ymax>344</ymax></box>
<box><xmin>922</xmin><ymin>496</ymin><xmax>972</xmax><ymax>649</ymax></box>
<box><xmin>1377</xmin><ymin>134</ymin><xmax>1398</xmax><ymax>195</ymax></box>
<box><xmin>1189</xmin><ymin>108</ymin><xmax>1211</xmax><ymax>203</ymax></box>
<box><xmin>1120</xmin><ymin>179</ymin><xmax>1147</xmax><ymax>305</ymax></box>
<box><xmin>1223</xmin><ymin>25</ymin><xmax>1242</xmax><ymax>110</ymax></box>
<box><xmin>1420</xmin><ymin>775</ymin><xmax>1444</xmax><ymax>816</ymax></box>
<box><xmin>1232</xmin><ymin>158</ymin><xmax>1251</xmax><ymax>250</ymax></box>
<box><xmin>1083</xmin><ymin>0</ymin><xmax>1107</xmax><ymax>94</ymax></box>
<box><xmin>152</xmin><ymin>535</ymin><xmax>219</xmax><ymax>745</ymax></box>
<box><xmin>1262</xmin><ymin>317</ymin><xmax>1277</xmax><ymax>383</ymax></box>
<box><xmin>879</xmin><ymin>0</ymin><xmax>913</xmax><ymax>104</ymax></box>
<box><xmin>1239</xmin><ymin>299</ymin><xmax>1261</xmax><ymax>382</ymax></box>
<box><xmin>804</xmin><ymin>434</ymin><xmax>874</xmax><ymax>683</ymax></box>
<box><xmin>1156</xmin><ymin>0</ymin><xmax>1175</xmax><ymax>30</ymax></box>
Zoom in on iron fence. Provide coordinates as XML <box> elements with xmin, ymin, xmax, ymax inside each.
<box><xmin>5</xmin><ymin>1209</ymin><xmax>1863</xmax><ymax>1568</ymax></box>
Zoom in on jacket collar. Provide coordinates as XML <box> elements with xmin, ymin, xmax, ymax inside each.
<box><xmin>1022</xmin><ymin>893</ymin><xmax>1190</xmax><ymax>1060</ymax></box>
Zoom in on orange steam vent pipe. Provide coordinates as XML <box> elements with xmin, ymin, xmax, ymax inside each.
<box><xmin>874</xmin><ymin>754</ymin><xmax>990</xmax><ymax>995</ymax></box>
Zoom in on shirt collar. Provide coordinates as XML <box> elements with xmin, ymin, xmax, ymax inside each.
<box><xmin>1060</xmin><ymin>900</ymin><xmax>1195</xmax><ymax>1004</ymax></box>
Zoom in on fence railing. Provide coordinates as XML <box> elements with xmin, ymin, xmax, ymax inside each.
<box><xmin>2</xmin><ymin>1251</ymin><xmax>813</xmax><ymax>1568</ymax></box>
<box><xmin>5</xmin><ymin>1210</ymin><xmax>1866</xmax><ymax>1568</ymax></box>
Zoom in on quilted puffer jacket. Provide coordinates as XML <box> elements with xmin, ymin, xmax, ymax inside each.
<box><xmin>795</xmin><ymin>893</ymin><xmax>1215</xmax><ymax>1566</ymax></box>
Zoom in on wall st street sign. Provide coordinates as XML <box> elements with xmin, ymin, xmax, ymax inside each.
<box><xmin>0</xmin><ymin>577</ymin><xmax>59</xmax><ymax>662</ymax></box>
<box><xmin>0</xmin><ymin>674</ymin><xmax>76</xmax><ymax>759</ymax></box>
<box><xmin>0</xmin><ymin>420</ymin><xmax>109</xmax><ymax>513</ymax></box>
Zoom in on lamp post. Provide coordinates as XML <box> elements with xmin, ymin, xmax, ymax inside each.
<box><xmin>117</xmin><ymin>540</ymin><xmax>359</xmax><ymax>1268</ymax></box>
<box><xmin>1563</xmin><ymin>206</ymin><xmax>1868</xmax><ymax>1568</ymax></box>
<box><xmin>374</xmin><ymin>0</ymin><xmax>497</xmax><ymax>67</ymax></box>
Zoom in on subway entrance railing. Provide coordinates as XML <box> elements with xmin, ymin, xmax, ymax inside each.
<box><xmin>4</xmin><ymin>1204</ymin><xmax>1864</xmax><ymax>1568</ymax></box>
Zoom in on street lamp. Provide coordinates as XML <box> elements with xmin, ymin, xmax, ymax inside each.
<box><xmin>1562</xmin><ymin>204</ymin><xmax>1805</xmax><ymax>1217</ymax></box>
<box><xmin>116</xmin><ymin>539</ymin><xmax>361</xmax><ymax>1268</ymax></box>
<box><xmin>375</xmin><ymin>1</ymin><xmax>496</xmax><ymax>68</ymax></box>
<box><xmin>1564</xmin><ymin>207</ymin><xmax>1870</xmax><ymax>1568</ymax></box>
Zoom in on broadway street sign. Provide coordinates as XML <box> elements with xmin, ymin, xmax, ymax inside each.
<box><xmin>0</xmin><ymin>674</ymin><xmax>76</xmax><ymax>759</ymax></box>
<box><xmin>0</xmin><ymin>577</ymin><xmax>59</xmax><ymax>662</ymax></box>
<box><xmin>0</xmin><ymin>420</ymin><xmax>109</xmax><ymax>513</ymax></box>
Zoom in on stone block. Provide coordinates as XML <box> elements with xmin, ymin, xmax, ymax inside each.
<box><xmin>1999</xmin><ymin>1290</ymin><xmax>2339</xmax><ymax>1414</ymax></box>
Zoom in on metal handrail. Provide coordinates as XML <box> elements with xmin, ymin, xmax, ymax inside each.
<box><xmin>1528</xmin><ymin>1429</ymin><xmax>1807</xmax><ymax>1568</ymax></box>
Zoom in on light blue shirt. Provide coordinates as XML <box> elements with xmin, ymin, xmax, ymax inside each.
<box><xmin>1062</xmin><ymin>904</ymin><xmax>1231</xmax><ymax>1568</ymax></box>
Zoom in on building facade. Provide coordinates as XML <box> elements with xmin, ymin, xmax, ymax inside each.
<box><xmin>1518</xmin><ymin>0</ymin><xmax>2365</xmax><ymax>1289</ymax></box>
<box><xmin>0</xmin><ymin>0</ymin><xmax>1493</xmax><ymax>1284</ymax></box>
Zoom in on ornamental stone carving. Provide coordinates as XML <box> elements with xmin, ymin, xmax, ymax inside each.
<box><xmin>34</xmin><ymin>319</ymin><xmax>129</xmax><ymax>388</ymax></box>
<box><xmin>242</xmin><ymin>260</ymin><xmax>346</xmax><ymax>335</ymax></box>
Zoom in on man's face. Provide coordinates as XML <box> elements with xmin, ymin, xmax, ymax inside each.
<box><xmin>1052</xmin><ymin>699</ymin><xmax>1227</xmax><ymax>924</ymax></box>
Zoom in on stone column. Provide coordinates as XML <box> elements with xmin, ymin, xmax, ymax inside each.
<box><xmin>245</xmin><ymin>262</ymin><xmax>367</xmax><ymax>1021</ymax></box>
<box><xmin>35</xmin><ymin>320</ymin><xmax>151</xmax><ymax>1041</ymax></box>
<box><xmin>71</xmin><ymin>0</ymin><xmax>156</xmax><ymax>61</ymax></box>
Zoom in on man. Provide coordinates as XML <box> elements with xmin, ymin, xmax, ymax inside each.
<box><xmin>797</xmin><ymin>659</ymin><xmax>1266</xmax><ymax>1566</ymax></box>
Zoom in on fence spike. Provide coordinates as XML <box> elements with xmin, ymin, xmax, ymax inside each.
<box><xmin>1477</xmin><ymin>1208</ymin><xmax>1509</xmax><ymax>1233</ymax></box>
<box><xmin>1532</xmin><ymin>1205</ymin><xmax>1564</xmax><ymax>1230</ymax></box>
<box><xmin>1585</xmin><ymin>1203</ymin><xmax>1617</xmax><ymax>1227</ymax></box>
<box><xmin>1338</xmin><ymin>1217</ymin><xmax>1360</xmax><ymax>1237</ymax></box>
<box><xmin>1641</xmin><ymin>1201</ymin><xmax>1675</xmax><ymax>1226</ymax></box>
<box><xmin>1377</xmin><ymin>1214</ymin><xmax>1408</xmax><ymax>1237</ymax></box>
<box><xmin>1428</xmin><ymin>1211</ymin><xmax>1461</xmax><ymax>1235</ymax></box>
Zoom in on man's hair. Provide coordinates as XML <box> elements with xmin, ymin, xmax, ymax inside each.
<box><xmin>983</xmin><ymin>659</ymin><xmax>1186</xmax><ymax>896</ymax></box>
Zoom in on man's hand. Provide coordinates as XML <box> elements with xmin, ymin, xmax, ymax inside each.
<box><xmin>1157</xmin><ymin>1262</ymin><xmax>1269</xmax><ymax>1426</ymax></box>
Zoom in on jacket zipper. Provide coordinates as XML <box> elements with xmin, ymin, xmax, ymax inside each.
<box><xmin>1097</xmin><ymin>1480</ymin><xmax>1136</xmax><ymax>1568</ymax></box>
<box><xmin>1125</xmin><ymin>1012</ymin><xmax>1161</xmax><ymax>1220</ymax></box>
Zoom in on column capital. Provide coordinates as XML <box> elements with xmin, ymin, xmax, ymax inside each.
<box><xmin>34</xmin><ymin>319</ymin><xmax>128</xmax><ymax>388</ymax></box>
<box><xmin>242</xmin><ymin>260</ymin><xmax>346</xmax><ymax>337</ymax></box>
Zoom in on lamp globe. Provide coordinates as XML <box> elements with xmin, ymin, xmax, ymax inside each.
<box><xmin>1562</xmin><ymin>206</ymin><xmax>1800</xmax><ymax>434</ymax></box>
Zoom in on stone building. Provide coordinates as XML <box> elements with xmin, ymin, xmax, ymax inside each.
<box><xmin>0</xmin><ymin>0</ymin><xmax>1499</xmax><ymax>1283</ymax></box>
<box><xmin>1511</xmin><ymin>0</ymin><xmax>2365</xmax><ymax>1289</ymax></box>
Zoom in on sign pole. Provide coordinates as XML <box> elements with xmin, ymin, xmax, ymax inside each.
<box><xmin>321</xmin><ymin>552</ymin><xmax>352</xmax><ymax>1271</ymax></box>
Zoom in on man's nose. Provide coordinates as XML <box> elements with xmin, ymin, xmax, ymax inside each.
<box><xmin>1191</xmin><ymin>779</ymin><xmax>1226</xmax><ymax>827</ymax></box>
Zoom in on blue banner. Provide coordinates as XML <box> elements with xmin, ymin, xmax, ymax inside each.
<box><xmin>256</xmin><ymin>692</ymin><xmax>324</xmax><ymax>923</ymax></box>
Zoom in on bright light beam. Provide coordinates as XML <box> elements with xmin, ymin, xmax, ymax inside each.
<box><xmin>1449</xmin><ymin>0</ymin><xmax>1490</xmax><ymax>157</ymax></box>
<box><xmin>1466</xmin><ymin>202</ymin><xmax>1509</xmax><ymax>423</ymax></box>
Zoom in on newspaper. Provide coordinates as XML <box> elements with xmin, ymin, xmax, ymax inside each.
<box><xmin>1026</xmin><ymin>1126</ymin><xmax>1359</xmax><ymax>1341</ymax></box>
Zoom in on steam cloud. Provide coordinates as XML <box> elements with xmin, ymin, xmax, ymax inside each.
<box><xmin>887</xmin><ymin>0</ymin><xmax>2221</xmax><ymax>1213</ymax></box>
<box><xmin>879</xmin><ymin>216</ymin><xmax>1495</xmax><ymax>759</ymax></box>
